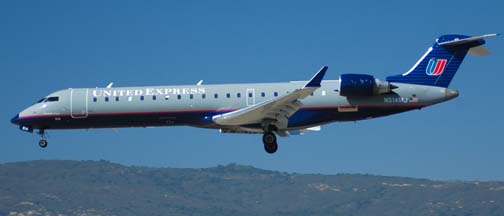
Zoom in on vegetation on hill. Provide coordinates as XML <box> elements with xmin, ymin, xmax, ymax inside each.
<box><xmin>1</xmin><ymin>160</ymin><xmax>503</xmax><ymax>216</ymax></box>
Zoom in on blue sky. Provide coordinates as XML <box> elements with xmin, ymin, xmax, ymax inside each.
<box><xmin>1</xmin><ymin>0</ymin><xmax>503</xmax><ymax>180</ymax></box>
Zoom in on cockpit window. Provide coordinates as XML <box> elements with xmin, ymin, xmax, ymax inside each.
<box><xmin>35</xmin><ymin>98</ymin><xmax>46</xmax><ymax>103</ymax></box>
<box><xmin>46</xmin><ymin>97</ymin><xmax>59</xmax><ymax>102</ymax></box>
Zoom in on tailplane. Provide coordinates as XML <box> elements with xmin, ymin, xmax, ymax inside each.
<box><xmin>386</xmin><ymin>34</ymin><xmax>497</xmax><ymax>87</ymax></box>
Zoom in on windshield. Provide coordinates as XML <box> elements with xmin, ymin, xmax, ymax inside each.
<box><xmin>33</xmin><ymin>96</ymin><xmax>59</xmax><ymax>104</ymax></box>
<box><xmin>46</xmin><ymin>97</ymin><xmax>59</xmax><ymax>102</ymax></box>
<box><xmin>34</xmin><ymin>97</ymin><xmax>46</xmax><ymax>104</ymax></box>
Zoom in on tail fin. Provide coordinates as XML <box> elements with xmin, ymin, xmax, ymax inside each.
<box><xmin>386</xmin><ymin>34</ymin><xmax>496</xmax><ymax>87</ymax></box>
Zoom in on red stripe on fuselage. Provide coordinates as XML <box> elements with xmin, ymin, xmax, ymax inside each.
<box><xmin>18</xmin><ymin>109</ymin><xmax>236</xmax><ymax>119</ymax></box>
<box><xmin>18</xmin><ymin>104</ymin><xmax>428</xmax><ymax>120</ymax></box>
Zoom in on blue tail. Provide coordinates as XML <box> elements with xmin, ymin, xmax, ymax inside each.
<box><xmin>386</xmin><ymin>34</ymin><xmax>493</xmax><ymax>87</ymax></box>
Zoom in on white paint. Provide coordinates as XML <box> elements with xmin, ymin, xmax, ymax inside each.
<box><xmin>402</xmin><ymin>47</ymin><xmax>433</xmax><ymax>76</ymax></box>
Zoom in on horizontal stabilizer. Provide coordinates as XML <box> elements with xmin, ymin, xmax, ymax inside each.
<box><xmin>437</xmin><ymin>33</ymin><xmax>497</xmax><ymax>46</ymax></box>
<box><xmin>468</xmin><ymin>45</ymin><xmax>490</xmax><ymax>56</ymax></box>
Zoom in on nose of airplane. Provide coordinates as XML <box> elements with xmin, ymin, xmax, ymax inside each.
<box><xmin>11</xmin><ymin>114</ymin><xmax>20</xmax><ymax>125</ymax></box>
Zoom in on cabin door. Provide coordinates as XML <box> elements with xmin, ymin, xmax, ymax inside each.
<box><xmin>70</xmin><ymin>89</ymin><xmax>89</xmax><ymax>118</ymax></box>
<box><xmin>246</xmin><ymin>88</ymin><xmax>255</xmax><ymax>106</ymax></box>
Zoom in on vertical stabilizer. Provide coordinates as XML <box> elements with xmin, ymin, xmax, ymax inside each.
<box><xmin>386</xmin><ymin>34</ymin><xmax>496</xmax><ymax>87</ymax></box>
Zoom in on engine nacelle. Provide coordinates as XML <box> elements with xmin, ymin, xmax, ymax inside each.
<box><xmin>339</xmin><ymin>74</ymin><xmax>394</xmax><ymax>96</ymax></box>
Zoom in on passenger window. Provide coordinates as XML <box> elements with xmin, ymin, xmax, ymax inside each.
<box><xmin>93</xmin><ymin>97</ymin><xmax>97</xmax><ymax>102</ymax></box>
<box><xmin>153</xmin><ymin>95</ymin><xmax>157</xmax><ymax>100</ymax></box>
<box><xmin>261</xmin><ymin>92</ymin><xmax>265</xmax><ymax>97</ymax></box>
<box><xmin>128</xmin><ymin>96</ymin><xmax>132</xmax><ymax>102</ymax></box>
<box><xmin>190</xmin><ymin>94</ymin><xmax>194</xmax><ymax>99</ymax></box>
<box><xmin>140</xmin><ymin>96</ymin><xmax>145</xmax><ymax>101</ymax></box>
<box><xmin>202</xmin><ymin>94</ymin><xmax>206</xmax><ymax>99</ymax></box>
<box><xmin>274</xmin><ymin>92</ymin><xmax>278</xmax><ymax>97</ymax></box>
<box><xmin>165</xmin><ymin>95</ymin><xmax>170</xmax><ymax>100</ymax></box>
<box><xmin>46</xmin><ymin>97</ymin><xmax>59</xmax><ymax>102</ymax></box>
<box><xmin>226</xmin><ymin>93</ymin><xmax>230</xmax><ymax>98</ymax></box>
<box><xmin>248</xmin><ymin>93</ymin><xmax>253</xmax><ymax>98</ymax></box>
<box><xmin>177</xmin><ymin>95</ymin><xmax>181</xmax><ymax>100</ymax></box>
<box><xmin>214</xmin><ymin>94</ymin><xmax>218</xmax><ymax>99</ymax></box>
<box><xmin>105</xmin><ymin>97</ymin><xmax>109</xmax><ymax>102</ymax></box>
<box><xmin>115</xmin><ymin>97</ymin><xmax>119</xmax><ymax>102</ymax></box>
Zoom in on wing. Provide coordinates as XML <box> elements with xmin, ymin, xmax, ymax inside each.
<box><xmin>212</xmin><ymin>66</ymin><xmax>328</xmax><ymax>132</ymax></box>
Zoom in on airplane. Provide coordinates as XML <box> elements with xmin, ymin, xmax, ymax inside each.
<box><xmin>11</xmin><ymin>33</ymin><xmax>497</xmax><ymax>154</ymax></box>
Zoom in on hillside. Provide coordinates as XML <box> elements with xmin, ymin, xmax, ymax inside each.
<box><xmin>0</xmin><ymin>160</ymin><xmax>503</xmax><ymax>216</ymax></box>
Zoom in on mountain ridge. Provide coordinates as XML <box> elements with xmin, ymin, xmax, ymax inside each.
<box><xmin>1</xmin><ymin>160</ymin><xmax>503</xmax><ymax>216</ymax></box>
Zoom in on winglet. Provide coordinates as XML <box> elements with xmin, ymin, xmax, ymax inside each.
<box><xmin>304</xmin><ymin>66</ymin><xmax>328</xmax><ymax>88</ymax></box>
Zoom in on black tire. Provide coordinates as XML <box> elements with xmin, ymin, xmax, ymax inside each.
<box><xmin>39</xmin><ymin>139</ymin><xmax>48</xmax><ymax>148</ymax></box>
<box><xmin>263</xmin><ymin>132</ymin><xmax>278</xmax><ymax>154</ymax></box>
<box><xmin>262</xmin><ymin>132</ymin><xmax>276</xmax><ymax>145</ymax></box>
<box><xmin>264</xmin><ymin>141</ymin><xmax>278</xmax><ymax>154</ymax></box>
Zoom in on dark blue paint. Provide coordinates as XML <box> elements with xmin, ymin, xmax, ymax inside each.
<box><xmin>339</xmin><ymin>74</ymin><xmax>376</xmax><ymax>96</ymax></box>
<box><xmin>305</xmin><ymin>66</ymin><xmax>327</xmax><ymax>88</ymax></box>
<box><xmin>386</xmin><ymin>34</ymin><xmax>486</xmax><ymax>87</ymax></box>
<box><xmin>10</xmin><ymin>114</ymin><xmax>19</xmax><ymax>125</ymax></box>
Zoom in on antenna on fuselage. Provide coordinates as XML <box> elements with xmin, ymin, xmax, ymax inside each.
<box><xmin>196</xmin><ymin>80</ymin><xmax>203</xmax><ymax>85</ymax></box>
<box><xmin>106</xmin><ymin>82</ymin><xmax>114</xmax><ymax>88</ymax></box>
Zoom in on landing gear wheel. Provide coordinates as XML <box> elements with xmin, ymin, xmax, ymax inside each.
<box><xmin>37</xmin><ymin>129</ymin><xmax>48</xmax><ymax>149</ymax></box>
<box><xmin>264</xmin><ymin>142</ymin><xmax>278</xmax><ymax>154</ymax></box>
<box><xmin>39</xmin><ymin>139</ymin><xmax>48</xmax><ymax>148</ymax></box>
<box><xmin>263</xmin><ymin>132</ymin><xmax>276</xmax><ymax>144</ymax></box>
<box><xmin>263</xmin><ymin>132</ymin><xmax>278</xmax><ymax>154</ymax></box>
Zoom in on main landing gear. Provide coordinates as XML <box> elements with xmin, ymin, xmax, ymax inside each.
<box><xmin>37</xmin><ymin>129</ymin><xmax>48</xmax><ymax>148</ymax></box>
<box><xmin>262</xmin><ymin>132</ymin><xmax>278</xmax><ymax>154</ymax></box>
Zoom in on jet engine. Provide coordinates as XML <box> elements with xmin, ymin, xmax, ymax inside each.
<box><xmin>339</xmin><ymin>74</ymin><xmax>395</xmax><ymax>96</ymax></box>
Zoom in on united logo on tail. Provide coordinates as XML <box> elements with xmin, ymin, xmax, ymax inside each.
<box><xmin>426</xmin><ymin>58</ymin><xmax>447</xmax><ymax>76</ymax></box>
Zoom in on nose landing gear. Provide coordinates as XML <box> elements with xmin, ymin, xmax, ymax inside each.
<box><xmin>262</xmin><ymin>132</ymin><xmax>278</xmax><ymax>154</ymax></box>
<box><xmin>38</xmin><ymin>139</ymin><xmax>48</xmax><ymax>148</ymax></box>
<box><xmin>37</xmin><ymin>129</ymin><xmax>48</xmax><ymax>148</ymax></box>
